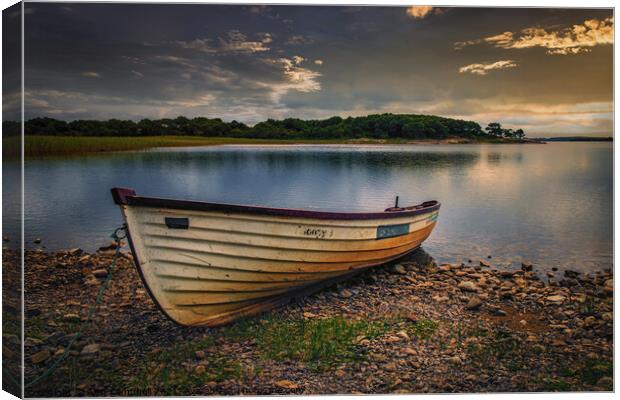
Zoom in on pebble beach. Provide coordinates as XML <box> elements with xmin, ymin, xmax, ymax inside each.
<box><xmin>3</xmin><ymin>244</ymin><xmax>613</xmax><ymax>396</ymax></box>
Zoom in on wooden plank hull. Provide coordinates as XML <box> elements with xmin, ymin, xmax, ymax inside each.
<box><xmin>111</xmin><ymin>188</ymin><xmax>440</xmax><ymax>326</ymax></box>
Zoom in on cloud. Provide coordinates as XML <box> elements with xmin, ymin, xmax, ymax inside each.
<box><xmin>176</xmin><ymin>38</ymin><xmax>215</xmax><ymax>53</ymax></box>
<box><xmin>459</xmin><ymin>60</ymin><xmax>518</xmax><ymax>75</ymax></box>
<box><xmin>260</xmin><ymin>57</ymin><xmax>322</xmax><ymax>103</ymax></box>
<box><xmin>405</xmin><ymin>6</ymin><xmax>435</xmax><ymax>19</ymax></box>
<box><xmin>314</xmin><ymin>59</ymin><xmax>324</xmax><ymax>65</ymax></box>
<box><xmin>248</xmin><ymin>5</ymin><xmax>268</xmax><ymax>14</ymax></box>
<box><xmin>24</xmin><ymin>89</ymin><xmax>217</xmax><ymax>119</ymax></box>
<box><xmin>221</xmin><ymin>30</ymin><xmax>272</xmax><ymax>53</ymax></box>
<box><xmin>455</xmin><ymin>17</ymin><xmax>614</xmax><ymax>55</ymax></box>
<box><xmin>176</xmin><ymin>30</ymin><xmax>272</xmax><ymax>54</ymax></box>
<box><xmin>81</xmin><ymin>71</ymin><xmax>100</xmax><ymax>78</ymax></box>
<box><xmin>292</xmin><ymin>55</ymin><xmax>305</xmax><ymax>65</ymax></box>
<box><xmin>279</xmin><ymin>58</ymin><xmax>321</xmax><ymax>92</ymax></box>
<box><xmin>286</xmin><ymin>35</ymin><xmax>313</xmax><ymax>45</ymax></box>
<box><xmin>152</xmin><ymin>55</ymin><xmax>240</xmax><ymax>88</ymax></box>
<box><xmin>131</xmin><ymin>70</ymin><xmax>143</xmax><ymax>78</ymax></box>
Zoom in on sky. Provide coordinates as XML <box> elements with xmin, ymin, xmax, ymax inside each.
<box><xmin>3</xmin><ymin>3</ymin><xmax>615</xmax><ymax>137</ymax></box>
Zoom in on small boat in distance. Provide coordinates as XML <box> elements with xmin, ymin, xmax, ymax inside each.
<box><xmin>111</xmin><ymin>188</ymin><xmax>440</xmax><ymax>326</ymax></box>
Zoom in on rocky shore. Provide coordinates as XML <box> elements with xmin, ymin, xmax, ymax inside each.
<box><xmin>5</xmin><ymin>246</ymin><xmax>613</xmax><ymax>396</ymax></box>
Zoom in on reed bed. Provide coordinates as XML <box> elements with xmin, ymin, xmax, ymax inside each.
<box><xmin>2</xmin><ymin>135</ymin><xmax>304</xmax><ymax>158</ymax></box>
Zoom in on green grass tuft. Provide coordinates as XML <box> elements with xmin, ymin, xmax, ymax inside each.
<box><xmin>223</xmin><ymin>314</ymin><xmax>391</xmax><ymax>370</ymax></box>
<box><xmin>407</xmin><ymin>319</ymin><xmax>439</xmax><ymax>340</ymax></box>
<box><xmin>125</xmin><ymin>336</ymin><xmax>243</xmax><ymax>396</ymax></box>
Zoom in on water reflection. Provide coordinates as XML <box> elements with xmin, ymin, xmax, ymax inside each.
<box><xmin>17</xmin><ymin>143</ymin><xmax>612</xmax><ymax>274</ymax></box>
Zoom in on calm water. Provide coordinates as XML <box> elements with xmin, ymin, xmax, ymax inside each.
<box><xmin>4</xmin><ymin>143</ymin><xmax>613</xmax><ymax>273</ymax></box>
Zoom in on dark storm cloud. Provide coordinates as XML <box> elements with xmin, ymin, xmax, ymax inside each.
<box><xmin>2</xmin><ymin>3</ymin><xmax>22</xmax><ymax>121</ymax></box>
<box><xmin>17</xmin><ymin>4</ymin><xmax>614</xmax><ymax>136</ymax></box>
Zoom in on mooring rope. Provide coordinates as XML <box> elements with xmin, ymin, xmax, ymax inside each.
<box><xmin>22</xmin><ymin>225</ymin><xmax>127</xmax><ymax>389</ymax></box>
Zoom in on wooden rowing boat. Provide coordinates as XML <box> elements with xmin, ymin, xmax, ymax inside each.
<box><xmin>111</xmin><ymin>188</ymin><xmax>440</xmax><ymax>326</ymax></box>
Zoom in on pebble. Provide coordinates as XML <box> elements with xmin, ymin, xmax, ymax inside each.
<box><xmin>596</xmin><ymin>376</ymin><xmax>612</xmax><ymax>388</ymax></box>
<box><xmin>402</xmin><ymin>347</ymin><xmax>418</xmax><ymax>356</ymax></box>
<box><xmin>80</xmin><ymin>343</ymin><xmax>100</xmax><ymax>355</ymax></box>
<box><xmin>195</xmin><ymin>365</ymin><xmax>206</xmax><ymax>374</ymax></box>
<box><xmin>392</xmin><ymin>264</ymin><xmax>407</xmax><ymax>275</ymax></box>
<box><xmin>31</xmin><ymin>349</ymin><xmax>51</xmax><ymax>364</ymax></box>
<box><xmin>68</xmin><ymin>248</ymin><xmax>82</xmax><ymax>256</ymax></box>
<box><xmin>457</xmin><ymin>281</ymin><xmax>478</xmax><ymax>292</ymax></box>
<box><xmin>25</xmin><ymin>337</ymin><xmax>43</xmax><ymax>347</ymax></box>
<box><xmin>465</xmin><ymin>296</ymin><xmax>483</xmax><ymax>310</ymax></box>
<box><xmin>521</xmin><ymin>262</ymin><xmax>533</xmax><ymax>271</ymax></box>
<box><xmin>448</xmin><ymin>356</ymin><xmax>462</xmax><ymax>365</ymax></box>
<box><xmin>275</xmin><ymin>380</ymin><xmax>299</xmax><ymax>390</ymax></box>
<box><xmin>583</xmin><ymin>316</ymin><xmax>597</xmax><ymax>328</ymax></box>
<box><xmin>92</xmin><ymin>269</ymin><xmax>108</xmax><ymax>278</ymax></box>
<box><xmin>63</xmin><ymin>313</ymin><xmax>81</xmax><ymax>322</ymax></box>
<box><xmin>385</xmin><ymin>336</ymin><xmax>401</xmax><ymax>343</ymax></box>
<box><xmin>546</xmin><ymin>295</ymin><xmax>566</xmax><ymax>303</ymax></box>
<box><xmin>432</xmin><ymin>295</ymin><xmax>449</xmax><ymax>302</ymax></box>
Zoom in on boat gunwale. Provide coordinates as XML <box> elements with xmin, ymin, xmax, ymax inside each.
<box><xmin>111</xmin><ymin>187</ymin><xmax>441</xmax><ymax>220</ymax></box>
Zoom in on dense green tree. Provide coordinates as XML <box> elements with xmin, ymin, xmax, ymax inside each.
<box><xmin>514</xmin><ymin>129</ymin><xmax>526</xmax><ymax>140</ymax></box>
<box><xmin>485</xmin><ymin>122</ymin><xmax>503</xmax><ymax>137</ymax></box>
<box><xmin>13</xmin><ymin>114</ymin><xmax>531</xmax><ymax>141</ymax></box>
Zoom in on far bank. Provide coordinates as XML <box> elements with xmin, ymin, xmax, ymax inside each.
<box><xmin>3</xmin><ymin>135</ymin><xmax>537</xmax><ymax>158</ymax></box>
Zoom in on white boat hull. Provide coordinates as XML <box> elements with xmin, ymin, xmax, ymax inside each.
<box><xmin>112</xmin><ymin>188</ymin><xmax>440</xmax><ymax>326</ymax></box>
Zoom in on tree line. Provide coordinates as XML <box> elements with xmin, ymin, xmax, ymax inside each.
<box><xmin>484</xmin><ymin>122</ymin><xmax>526</xmax><ymax>140</ymax></box>
<box><xmin>2</xmin><ymin>114</ymin><xmax>525</xmax><ymax>140</ymax></box>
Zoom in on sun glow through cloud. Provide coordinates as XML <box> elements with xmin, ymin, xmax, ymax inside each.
<box><xmin>455</xmin><ymin>17</ymin><xmax>614</xmax><ymax>55</ymax></box>
<box><xmin>459</xmin><ymin>60</ymin><xmax>518</xmax><ymax>75</ymax></box>
<box><xmin>406</xmin><ymin>6</ymin><xmax>437</xmax><ymax>19</ymax></box>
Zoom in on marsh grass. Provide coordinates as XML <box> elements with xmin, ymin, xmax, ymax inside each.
<box><xmin>3</xmin><ymin>134</ymin><xmax>507</xmax><ymax>158</ymax></box>
<box><xmin>4</xmin><ymin>135</ymin><xmax>309</xmax><ymax>158</ymax></box>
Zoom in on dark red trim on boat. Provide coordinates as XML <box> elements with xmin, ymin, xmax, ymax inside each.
<box><xmin>110</xmin><ymin>187</ymin><xmax>440</xmax><ymax>220</ymax></box>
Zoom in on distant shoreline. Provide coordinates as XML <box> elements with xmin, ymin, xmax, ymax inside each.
<box><xmin>534</xmin><ymin>137</ymin><xmax>613</xmax><ymax>142</ymax></box>
<box><xmin>3</xmin><ymin>135</ymin><xmax>541</xmax><ymax>158</ymax></box>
